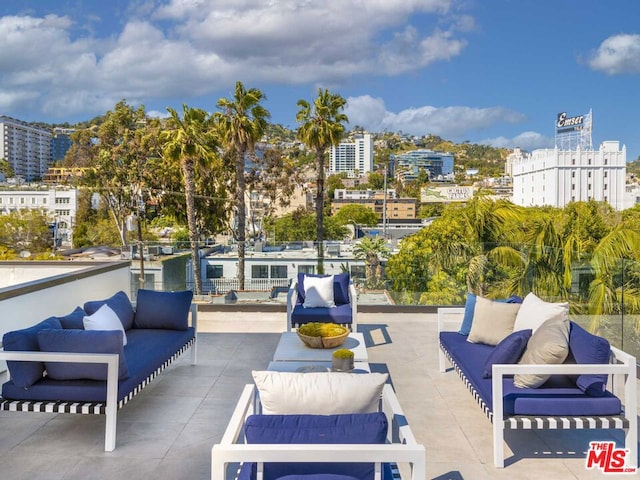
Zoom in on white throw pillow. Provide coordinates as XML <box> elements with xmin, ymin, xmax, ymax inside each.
<box><xmin>303</xmin><ymin>275</ymin><xmax>335</xmax><ymax>308</ymax></box>
<box><xmin>83</xmin><ymin>304</ymin><xmax>127</xmax><ymax>346</ymax></box>
<box><xmin>252</xmin><ymin>370</ymin><xmax>388</xmax><ymax>415</ymax></box>
<box><xmin>513</xmin><ymin>292</ymin><xmax>569</xmax><ymax>333</ymax></box>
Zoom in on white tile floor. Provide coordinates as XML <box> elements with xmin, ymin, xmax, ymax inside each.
<box><xmin>0</xmin><ymin>311</ymin><xmax>636</xmax><ymax>479</ymax></box>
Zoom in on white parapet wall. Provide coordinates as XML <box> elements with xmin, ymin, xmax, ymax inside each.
<box><xmin>0</xmin><ymin>261</ymin><xmax>131</xmax><ymax>337</ymax></box>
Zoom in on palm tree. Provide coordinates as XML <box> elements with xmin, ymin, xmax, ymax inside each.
<box><xmin>213</xmin><ymin>81</ymin><xmax>270</xmax><ymax>290</ymax></box>
<box><xmin>353</xmin><ymin>237</ymin><xmax>390</xmax><ymax>288</ymax></box>
<box><xmin>160</xmin><ymin>104</ymin><xmax>218</xmax><ymax>295</ymax></box>
<box><xmin>296</xmin><ymin>88</ymin><xmax>348</xmax><ymax>273</ymax></box>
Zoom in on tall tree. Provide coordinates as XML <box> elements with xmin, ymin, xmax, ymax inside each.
<box><xmin>353</xmin><ymin>237</ymin><xmax>390</xmax><ymax>288</ymax></box>
<box><xmin>296</xmin><ymin>88</ymin><xmax>348</xmax><ymax>273</ymax></box>
<box><xmin>161</xmin><ymin>104</ymin><xmax>219</xmax><ymax>295</ymax></box>
<box><xmin>213</xmin><ymin>81</ymin><xmax>270</xmax><ymax>290</ymax></box>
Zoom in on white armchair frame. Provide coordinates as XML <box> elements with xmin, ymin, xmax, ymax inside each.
<box><xmin>286</xmin><ymin>277</ymin><xmax>358</xmax><ymax>332</ymax></box>
<box><xmin>437</xmin><ymin>307</ymin><xmax>638</xmax><ymax>469</ymax></box>
<box><xmin>211</xmin><ymin>383</ymin><xmax>425</xmax><ymax>480</ymax></box>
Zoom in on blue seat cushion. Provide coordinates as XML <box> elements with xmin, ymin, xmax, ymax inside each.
<box><xmin>3</xmin><ymin>317</ymin><xmax>62</xmax><ymax>388</ymax></box>
<box><xmin>133</xmin><ymin>289</ymin><xmax>193</xmax><ymax>330</ymax></box>
<box><xmin>291</xmin><ymin>303</ymin><xmax>352</xmax><ymax>325</ymax></box>
<box><xmin>482</xmin><ymin>329</ymin><xmax>532</xmax><ymax>378</ymax></box>
<box><xmin>297</xmin><ymin>273</ymin><xmax>350</xmax><ymax>306</ymax></box>
<box><xmin>238</xmin><ymin>413</ymin><xmax>388</xmax><ymax>480</ymax></box>
<box><xmin>440</xmin><ymin>331</ymin><xmax>622</xmax><ymax>416</ymax></box>
<box><xmin>568</xmin><ymin>321</ymin><xmax>611</xmax><ymax>396</ymax></box>
<box><xmin>57</xmin><ymin>306</ymin><xmax>86</xmax><ymax>329</ymax></box>
<box><xmin>2</xmin><ymin>327</ymin><xmax>195</xmax><ymax>402</ymax></box>
<box><xmin>37</xmin><ymin>329</ymin><xmax>129</xmax><ymax>380</ymax></box>
<box><xmin>84</xmin><ymin>291</ymin><xmax>135</xmax><ymax>330</ymax></box>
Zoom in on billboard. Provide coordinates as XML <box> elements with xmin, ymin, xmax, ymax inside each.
<box><xmin>555</xmin><ymin>109</ymin><xmax>593</xmax><ymax>150</ymax></box>
<box><xmin>556</xmin><ymin>112</ymin><xmax>584</xmax><ymax>134</ymax></box>
<box><xmin>421</xmin><ymin>186</ymin><xmax>476</xmax><ymax>203</ymax></box>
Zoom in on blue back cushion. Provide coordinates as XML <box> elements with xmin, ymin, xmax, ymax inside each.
<box><xmin>569</xmin><ymin>322</ymin><xmax>611</xmax><ymax>396</ymax></box>
<box><xmin>37</xmin><ymin>329</ymin><xmax>129</xmax><ymax>380</ymax></box>
<box><xmin>133</xmin><ymin>289</ymin><xmax>193</xmax><ymax>330</ymax></box>
<box><xmin>57</xmin><ymin>306</ymin><xmax>86</xmax><ymax>329</ymax></box>
<box><xmin>297</xmin><ymin>273</ymin><xmax>350</xmax><ymax>306</ymax></box>
<box><xmin>84</xmin><ymin>291</ymin><xmax>134</xmax><ymax>330</ymax></box>
<box><xmin>482</xmin><ymin>329</ymin><xmax>532</xmax><ymax>378</ymax></box>
<box><xmin>243</xmin><ymin>413</ymin><xmax>387</xmax><ymax>480</ymax></box>
<box><xmin>2</xmin><ymin>317</ymin><xmax>62</xmax><ymax>388</ymax></box>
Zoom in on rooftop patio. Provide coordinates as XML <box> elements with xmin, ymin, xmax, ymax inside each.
<box><xmin>0</xmin><ymin>309</ymin><xmax>636</xmax><ymax>480</ymax></box>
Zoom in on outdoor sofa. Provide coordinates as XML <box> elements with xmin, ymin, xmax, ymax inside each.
<box><xmin>212</xmin><ymin>371</ymin><xmax>425</xmax><ymax>480</ymax></box>
<box><xmin>438</xmin><ymin>293</ymin><xmax>638</xmax><ymax>468</ymax></box>
<box><xmin>0</xmin><ymin>289</ymin><xmax>197</xmax><ymax>452</ymax></box>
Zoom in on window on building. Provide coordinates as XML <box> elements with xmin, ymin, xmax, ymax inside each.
<box><xmin>588</xmin><ymin>184</ymin><xmax>592</xmax><ymax>190</ymax></box>
<box><xmin>206</xmin><ymin>265</ymin><xmax>223</xmax><ymax>279</ymax></box>
<box><xmin>572</xmin><ymin>184</ymin><xmax>575</xmax><ymax>190</ymax></box>
<box><xmin>31</xmin><ymin>197</ymin><xmax>36</xmax><ymax>205</ymax></box>
<box><xmin>604</xmin><ymin>184</ymin><xmax>608</xmax><ymax>190</ymax></box>
<box><xmin>42</xmin><ymin>198</ymin><xmax>47</xmax><ymax>204</ymax></box>
<box><xmin>9</xmin><ymin>198</ymin><xmax>14</xmax><ymax>204</ymax></box>
<box><xmin>604</xmin><ymin>196</ymin><xmax>608</xmax><ymax>202</ymax></box>
<box><xmin>251</xmin><ymin>265</ymin><xmax>269</xmax><ymax>279</ymax></box>
<box><xmin>572</xmin><ymin>172</ymin><xmax>575</xmax><ymax>178</ymax></box>
<box><xmin>572</xmin><ymin>159</ymin><xmax>575</xmax><ymax>165</ymax></box>
<box><xmin>572</xmin><ymin>196</ymin><xmax>575</xmax><ymax>201</ymax></box>
<box><xmin>299</xmin><ymin>265</ymin><xmax>315</xmax><ymax>275</ymax></box>
<box><xmin>604</xmin><ymin>172</ymin><xmax>608</xmax><ymax>178</ymax></box>
<box><xmin>604</xmin><ymin>158</ymin><xmax>608</xmax><ymax>165</ymax></box>
<box><xmin>588</xmin><ymin>172</ymin><xmax>592</xmax><ymax>178</ymax></box>
<box><xmin>270</xmin><ymin>265</ymin><xmax>287</xmax><ymax>278</ymax></box>
<box><xmin>20</xmin><ymin>197</ymin><xmax>24</xmax><ymax>204</ymax></box>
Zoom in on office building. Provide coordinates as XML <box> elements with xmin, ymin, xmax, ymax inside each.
<box><xmin>0</xmin><ymin>116</ymin><xmax>52</xmax><ymax>181</ymax></box>
<box><xmin>329</xmin><ymin>133</ymin><xmax>373</xmax><ymax>177</ymax></box>
<box><xmin>391</xmin><ymin>149</ymin><xmax>454</xmax><ymax>182</ymax></box>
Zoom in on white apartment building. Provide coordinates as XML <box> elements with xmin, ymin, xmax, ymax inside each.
<box><xmin>0</xmin><ymin>116</ymin><xmax>52</xmax><ymax>181</ymax></box>
<box><xmin>511</xmin><ymin>141</ymin><xmax>626</xmax><ymax>210</ymax></box>
<box><xmin>329</xmin><ymin>133</ymin><xmax>373</xmax><ymax>177</ymax></box>
<box><xmin>0</xmin><ymin>188</ymin><xmax>77</xmax><ymax>246</ymax></box>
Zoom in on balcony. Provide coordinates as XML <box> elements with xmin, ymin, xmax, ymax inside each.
<box><xmin>0</xmin><ymin>262</ymin><xmax>638</xmax><ymax>478</ymax></box>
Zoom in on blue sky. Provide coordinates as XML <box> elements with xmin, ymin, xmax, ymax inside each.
<box><xmin>1</xmin><ymin>0</ymin><xmax>640</xmax><ymax>159</ymax></box>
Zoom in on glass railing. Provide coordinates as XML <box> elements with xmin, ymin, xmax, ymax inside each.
<box><xmin>124</xmin><ymin>239</ymin><xmax>640</xmax><ymax>361</ymax></box>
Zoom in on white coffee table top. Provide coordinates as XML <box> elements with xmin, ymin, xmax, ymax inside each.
<box><xmin>272</xmin><ymin>332</ymin><xmax>368</xmax><ymax>362</ymax></box>
<box><xmin>266</xmin><ymin>361</ymin><xmax>370</xmax><ymax>373</ymax></box>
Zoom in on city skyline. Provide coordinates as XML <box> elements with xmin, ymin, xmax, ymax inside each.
<box><xmin>1</xmin><ymin>1</ymin><xmax>640</xmax><ymax>159</ymax></box>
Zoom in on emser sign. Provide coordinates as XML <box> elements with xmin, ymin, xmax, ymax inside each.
<box><xmin>557</xmin><ymin>112</ymin><xmax>584</xmax><ymax>132</ymax></box>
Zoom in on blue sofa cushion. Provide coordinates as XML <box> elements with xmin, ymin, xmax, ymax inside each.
<box><xmin>133</xmin><ymin>289</ymin><xmax>193</xmax><ymax>330</ymax></box>
<box><xmin>37</xmin><ymin>329</ymin><xmax>129</xmax><ymax>380</ymax></box>
<box><xmin>84</xmin><ymin>291</ymin><xmax>134</xmax><ymax>330</ymax></box>
<box><xmin>440</xmin><ymin>331</ymin><xmax>622</xmax><ymax>416</ymax></box>
<box><xmin>291</xmin><ymin>303</ymin><xmax>353</xmax><ymax>325</ymax></box>
<box><xmin>297</xmin><ymin>273</ymin><xmax>350</xmax><ymax>306</ymax></box>
<box><xmin>2</xmin><ymin>317</ymin><xmax>62</xmax><ymax>388</ymax></box>
<box><xmin>240</xmin><ymin>413</ymin><xmax>388</xmax><ymax>480</ymax></box>
<box><xmin>57</xmin><ymin>306</ymin><xmax>86</xmax><ymax>329</ymax></box>
<box><xmin>2</xmin><ymin>327</ymin><xmax>195</xmax><ymax>402</ymax></box>
<box><xmin>482</xmin><ymin>329</ymin><xmax>532</xmax><ymax>378</ymax></box>
<box><xmin>568</xmin><ymin>321</ymin><xmax>611</xmax><ymax>397</ymax></box>
<box><xmin>458</xmin><ymin>293</ymin><xmax>522</xmax><ymax>335</ymax></box>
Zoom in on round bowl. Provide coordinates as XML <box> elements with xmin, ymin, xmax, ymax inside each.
<box><xmin>296</xmin><ymin>328</ymin><xmax>349</xmax><ymax>349</ymax></box>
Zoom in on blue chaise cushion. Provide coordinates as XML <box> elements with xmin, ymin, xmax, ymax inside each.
<box><xmin>133</xmin><ymin>289</ymin><xmax>193</xmax><ymax>330</ymax></box>
<box><xmin>291</xmin><ymin>303</ymin><xmax>353</xmax><ymax>326</ymax></box>
<box><xmin>2</xmin><ymin>317</ymin><xmax>62</xmax><ymax>388</ymax></box>
<box><xmin>297</xmin><ymin>273</ymin><xmax>350</xmax><ymax>306</ymax></box>
<box><xmin>482</xmin><ymin>329</ymin><xmax>532</xmax><ymax>378</ymax></box>
<box><xmin>240</xmin><ymin>412</ymin><xmax>388</xmax><ymax>480</ymax></box>
<box><xmin>568</xmin><ymin>322</ymin><xmax>611</xmax><ymax>397</ymax></box>
<box><xmin>57</xmin><ymin>306</ymin><xmax>86</xmax><ymax>329</ymax></box>
<box><xmin>84</xmin><ymin>291</ymin><xmax>134</xmax><ymax>330</ymax></box>
<box><xmin>37</xmin><ymin>329</ymin><xmax>129</xmax><ymax>380</ymax></box>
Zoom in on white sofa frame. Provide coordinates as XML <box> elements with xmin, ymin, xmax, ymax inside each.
<box><xmin>211</xmin><ymin>383</ymin><xmax>425</xmax><ymax>480</ymax></box>
<box><xmin>286</xmin><ymin>277</ymin><xmax>358</xmax><ymax>332</ymax></box>
<box><xmin>0</xmin><ymin>303</ymin><xmax>198</xmax><ymax>452</ymax></box>
<box><xmin>437</xmin><ymin>307</ymin><xmax>638</xmax><ymax>469</ymax></box>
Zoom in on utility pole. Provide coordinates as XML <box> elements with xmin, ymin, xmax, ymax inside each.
<box><xmin>382</xmin><ymin>163</ymin><xmax>388</xmax><ymax>239</ymax></box>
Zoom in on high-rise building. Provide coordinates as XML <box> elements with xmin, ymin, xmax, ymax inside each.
<box><xmin>391</xmin><ymin>149</ymin><xmax>454</xmax><ymax>182</ymax></box>
<box><xmin>0</xmin><ymin>116</ymin><xmax>52</xmax><ymax>181</ymax></box>
<box><xmin>329</xmin><ymin>133</ymin><xmax>373</xmax><ymax>177</ymax></box>
<box><xmin>51</xmin><ymin>128</ymin><xmax>75</xmax><ymax>163</ymax></box>
<box><xmin>511</xmin><ymin>141</ymin><xmax>626</xmax><ymax>210</ymax></box>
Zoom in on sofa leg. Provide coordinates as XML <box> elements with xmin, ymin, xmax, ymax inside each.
<box><xmin>438</xmin><ymin>348</ymin><xmax>447</xmax><ymax>373</ymax></box>
<box><xmin>191</xmin><ymin>339</ymin><xmax>197</xmax><ymax>365</ymax></box>
<box><xmin>104</xmin><ymin>403</ymin><xmax>117</xmax><ymax>452</ymax></box>
<box><xmin>493</xmin><ymin>420</ymin><xmax>504</xmax><ymax>468</ymax></box>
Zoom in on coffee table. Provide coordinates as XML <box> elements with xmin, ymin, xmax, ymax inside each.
<box><xmin>267</xmin><ymin>361</ymin><xmax>370</xmax><ymax>373</ymax></box>
<box><xmin>272</xmin><ymin>332</ymin><xmax>368</xmax><ymax>363</ymax></box>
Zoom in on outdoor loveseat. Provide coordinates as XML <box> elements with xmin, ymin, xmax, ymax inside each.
<box><xmin>0</xmin><ymin>289</ymin><xmax>197</xmax><ymax>451</ymax></box>
<box><xmin>212</xmin><ymin>371</ymin><xmax>425</xmax><ymax>480</ymax></box>
<box><xmin>438</xmin><ymin>293</ymin><xmax>638</xmax><ymax>468</ymax></box>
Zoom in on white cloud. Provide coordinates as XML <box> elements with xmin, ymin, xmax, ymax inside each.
<box><xmin>344</xmin><ymin>95</ymin><xmax>525</xmax><ymax>139</ymax></box>
<box><xmin>480</xmin><ymin>131</ymin><xmax>553</xmax><ymax>151</ymax></box>
<box><xmin>588</xmin><ymin>34</ymin><xmax>640</xmax><ymax>74</ymax></box>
